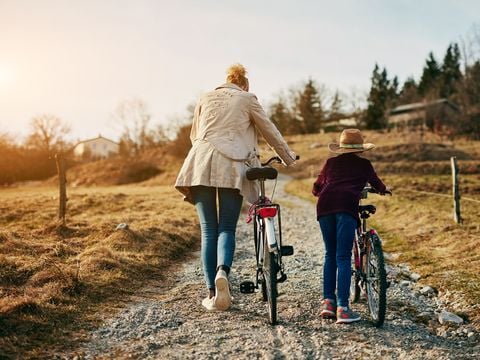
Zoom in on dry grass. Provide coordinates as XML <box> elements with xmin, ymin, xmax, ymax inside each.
<box><xmin>0</xmin><ymin>184</ymin><xmax>198</xmax><ymax>358</ymax></box>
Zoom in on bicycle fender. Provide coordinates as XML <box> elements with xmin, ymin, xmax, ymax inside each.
<box><xmin>265</xmin><ymin>218</ymin><xmax>277</xmax><ymax>250</ymax></box>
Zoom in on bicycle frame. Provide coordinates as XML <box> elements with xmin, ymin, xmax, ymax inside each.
<box><xmin>241</xmin><ymin>155</ymin><xmax>296</xmax><ymax>325</ymax></box>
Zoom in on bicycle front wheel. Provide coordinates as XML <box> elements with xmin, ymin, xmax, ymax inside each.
<box><xmin>365</xmin><ymin>233</ymin><xmax>387</xmax><ymax>327</ymax></box>
<box><xmin>263</xmin><ymin>237</ymin><xmax>278</xmax><ymax>325</ymax></box>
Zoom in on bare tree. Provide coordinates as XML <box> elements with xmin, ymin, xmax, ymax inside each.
<box><xmin>345</xmin><ymin>87</ymin><xmax>367</xmax><ymax>126</ymax></box>
<box><xmin>113</xmin><ymin>98</ymin><xmax>152</xmax><ymax>156</ymax></box>
<box><xmin>459</xmin><ymin>23</ymin><xmax>480</xmax><ymax>71</ymax></box>
<box><xmin>26</xmin><ymin>114</ymin><xmax>71</xmax><ymax>154</ymax></box>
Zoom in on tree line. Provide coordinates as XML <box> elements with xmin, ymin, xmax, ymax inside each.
<box><xmin>0</xmin><ymin>115</ymin><xmax>71</xmax><ymax>185</ymax></box>
<box><xmin>269</xmin><ymin>36</ymin><xmax>480</xmax><ymax>137</ymax></box>
<box><xmin>363</xmin><ymin>41</ymin><xmax>480</xmax><ymax>136</ymax></box>
<box><xmin>0</xmin><ymin>101</ymin><xmax>171</xmax><ymax>185</ymax></box>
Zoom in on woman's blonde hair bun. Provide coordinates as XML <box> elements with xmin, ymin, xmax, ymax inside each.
<box><xmin>226</xmin><ymin>63</ymin><xmax>248</xmax><ymax>89</ymax></box>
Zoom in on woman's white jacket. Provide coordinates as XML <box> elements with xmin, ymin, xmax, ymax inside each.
<box><xmin>175</xmin><ymin>83</ymin><xmax>295</xmax><ymax>204</ymax></box>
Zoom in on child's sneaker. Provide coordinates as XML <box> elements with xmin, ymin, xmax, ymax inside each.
<box><xmin>320</xmin><ymin>298</ymin><xmax>337</xmax><ymax>318</ymax></box>
<box><xmin>336</xmin><ymin>306</ymin><xmax>361</xmax><ymax>324</ymax></box>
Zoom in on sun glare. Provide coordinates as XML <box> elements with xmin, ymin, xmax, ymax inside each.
<box><xmin>0</xmin><ymin>64</ymin><xmax>14</xmax><ymax>90</ymax></box>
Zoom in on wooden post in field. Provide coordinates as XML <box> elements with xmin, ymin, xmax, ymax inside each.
<box><xmin>451</xmin><ymin>156</ymin><xmax>462</xmax><ymax>224</ymax></box>
<box><xmin>55</xmin><ymin>153</ymin><xmax>67</xmax><ymax>225</ymax></box>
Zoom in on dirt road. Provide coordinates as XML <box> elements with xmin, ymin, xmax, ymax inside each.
<box><xmin>68</xmin><ymin>176</ymin><xmax>479</xmax><ymax>359</ymax></box>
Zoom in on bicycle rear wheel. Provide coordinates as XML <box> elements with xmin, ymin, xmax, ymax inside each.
<box><xmin>350</xmin><ymin>239</ymin><xmax>361</xmax><ymax>303</ymax></box>
<box><xmin>365</xmin><ymin>233</ymin><xmax>387</xmax><ymax>327</ymax></box>
<box><xmin>263</xmin><ymin>237</ymin><xmax>277</xmax><ymax>325</ymax></box>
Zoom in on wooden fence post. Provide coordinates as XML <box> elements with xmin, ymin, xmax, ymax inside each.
<box><xmin>55</xmin><ymin>153</ymin><xmax>67</xmax><ymax>225</ymax></box>
<box><xmin>451</xmin><ymin>156</ymin><xmax>462</xmax><ymax>224</ymax></box>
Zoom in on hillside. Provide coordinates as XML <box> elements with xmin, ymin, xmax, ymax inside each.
<box><xmin>46</xmin><ymin>146</ymin><xmax>182</xmax><ymax>188</ymax></box>
<box><xmin>280</xmin><ymin>130</ymin><xmax>480</xmax><ymax>179</ymax></box>
<box><xmin>51</xmin><ymin>130</ymin><xmax>480</xmax><ymax>190</ymax></box>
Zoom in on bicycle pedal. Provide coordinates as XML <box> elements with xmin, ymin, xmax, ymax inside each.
<box><xmin>240</xmin><ymin>281</ymin><xmax>255</xmax><ymax>294</ymax></box>
<box><xmin>277</xmin><ymin>273</ymin><xmax>287</xmax><ymax>283</ymax></box>
<box><xmin>281</xmin><ymin>245</ymin><xmax>294</xmax><ymax>256</ymax></box>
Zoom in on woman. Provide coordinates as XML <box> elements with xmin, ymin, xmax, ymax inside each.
<box><xmin>312</xmin><ymin>128</ymin><xmax>388</xmax><ymax>323</ymax></box>
<box><xmin>175</xmin><ymin>64</ymin><xmax>296</xmax><ymax>311</ymax></box>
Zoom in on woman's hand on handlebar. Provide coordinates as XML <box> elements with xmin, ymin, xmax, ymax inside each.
<box><xmin>261</xmin><ymin>155</ymin><xmax>300</xmax><ymax>167</ymax></box>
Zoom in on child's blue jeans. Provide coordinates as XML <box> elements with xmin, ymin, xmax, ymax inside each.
<box><xmin>319</xmin><ymin>212</ymin><xmax>357</xmax><ymax>308</ymax></box>
<box><xmin>192</xmin><ymin>186</ymin><xmax>243</xmax><ymax>289</ymax></box>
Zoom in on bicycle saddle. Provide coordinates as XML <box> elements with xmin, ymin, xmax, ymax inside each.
<box><xmin>246</xmin><ymin>167</ymin><xmax>278</xmax><ymax>180</ymax></box>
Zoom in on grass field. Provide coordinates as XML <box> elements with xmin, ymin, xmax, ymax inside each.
<box><xmin>0</xmin><ymin>184</ymin><xmax>198</xmax><ymax>358</ymax></box>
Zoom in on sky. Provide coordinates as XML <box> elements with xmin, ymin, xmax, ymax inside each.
<box><xmin>1</xmin><ymin>0</ymin><xmax>479</xmax><ymax>142</ymax></box>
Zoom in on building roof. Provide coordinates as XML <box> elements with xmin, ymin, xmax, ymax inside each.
<box><xmin>74</xmin><ymin>135</ymin><xmax>119</xmax><ymax>147</ymax></box>
<box><xmin>389</xmin><ymin>99</ymin><xmax>459</xmax><ymax>115</ymax></box>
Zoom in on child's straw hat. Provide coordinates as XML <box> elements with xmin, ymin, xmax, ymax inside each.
<box><xmin>328</xmin><ymin>128</ymin><xmax>375</xmax><ymax>154</ymax></box>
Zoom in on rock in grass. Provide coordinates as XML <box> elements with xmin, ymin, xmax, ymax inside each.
<box><xmin>419</xmin><ymin>286</ymin><xmax>436</xmax><ymax>296</ymax></box>
<box><xmin>116</xmin><ymin>223</ymin><xmax>129</xmax><ymax>230</ymax></box>
<box><xmin>438</xmin><ymin>310</ymin><xmax>464</xmax><ymax>325</ymax></box>
<box><xmin>410</xmin><ymin>272</ymin><xmax>421</xmax><ymax>282</ymax></box>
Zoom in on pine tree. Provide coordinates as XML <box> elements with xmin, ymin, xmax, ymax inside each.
<box><xmin>418</xmin><ymin>52</ymin><xmax>442</xmax><ymax>98</ymax></box>
<box><xmin>440</xmin><ymin>43</ymin><xmax>462</xmax><ymax>98</ymax></box>
<box><xmin>398</xmin><ymin>77</ymin><xmax>420</xmax><ymax>104</ymax></box>
<box><xmin>295</xmin><ymin>79</ymin><xmax>325</xmax><ymax>133</ymax></box>
<box><xmin>464</xmin><ymin>60</ymin><xmax>480</xmax><ymax>106</ymax></box>
<box><xmin>457</xmin><ymin>60</ymin><xmax>480</xmax><ymax>137</ymax></box>
<box><xmin>388</xmin><ymin>76</ymin><xmax>399</xmax><ymax>107</ymax></box>
<box><xmin>269</xmin><ymin>97</ymin><xmax>298</xmax><ymax>134</ymax></box>
<box><xmin>363</xmin><ymin>64</ymin><xmax>393</xmax><ymax>129</ymax></box>
<box><xmin>328</xmin><ymin>90</ymin><xmax>344</xmax><ymax>120</ymax></box>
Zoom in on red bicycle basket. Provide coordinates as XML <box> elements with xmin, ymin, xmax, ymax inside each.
<box><xmin>257</xmin><ymin>207</ymin><xmax>277</xmax><ymax>218</ymax></box>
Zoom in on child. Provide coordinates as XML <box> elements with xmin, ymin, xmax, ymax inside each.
<box><xmin>312</xmin><ymin>129</ymin><xmax>387</xmax><ymax>324</ymax></box>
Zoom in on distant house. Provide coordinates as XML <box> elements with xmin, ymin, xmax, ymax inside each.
<box><xmin>324</xmin><ymin>114</ymin><xmax>359</xmax><ymax>131</ymax></box>
<box><xmin>73</xmin><ymin>135</ymin><xmax>119</xmax><ymax>160</ymax></box>
<box><xmin>388</xmin><ymin>99</ymin><xmax>460</xmax><ymax>130</ymax></box>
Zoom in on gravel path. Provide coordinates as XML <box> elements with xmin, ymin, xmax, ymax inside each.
<box><xmin>69</xmin><ymin>175</ymin><xmax>479</xmax><ymax>359</ymax></box>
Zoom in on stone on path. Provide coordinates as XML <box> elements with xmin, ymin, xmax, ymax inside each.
<box><xmin>438</xmin><ymin>310</ymin><xmax>464</xmax><ymax>325</ymax></box>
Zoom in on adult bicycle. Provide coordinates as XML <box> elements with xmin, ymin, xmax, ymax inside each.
<box><xmin>239</xmin><ymin>155</ymin><xmax>298</xmax><ymax>325</ymax></box>
<box><xmin>351</xmin><ymin>186</ymin><xmax>392</xmax><ymax>327</ymax></box>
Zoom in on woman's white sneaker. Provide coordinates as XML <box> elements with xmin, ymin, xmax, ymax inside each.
<box><xmin>214</xmin><ymin>269</ymin><xmax>232</xmax><ymax>310</ymax></box>
<box><xmin>201</xmin><ymin>296</ymin><xmax>217</xmax><ymax>311</ymax></box>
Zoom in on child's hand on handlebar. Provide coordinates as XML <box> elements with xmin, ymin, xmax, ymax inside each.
<box><xmin>382</xmin><ymin>188</ymin><xmax>393</xmax><ymax>196</ymax></box>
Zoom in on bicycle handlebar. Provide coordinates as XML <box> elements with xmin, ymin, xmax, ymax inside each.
<box><xmin>261</xmin><ymin>155</ymin><xmax>300</xmax><ymax>167</ymax></box>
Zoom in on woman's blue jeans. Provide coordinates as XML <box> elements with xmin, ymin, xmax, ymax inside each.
<box><xmin>319</xmin><ymin>212</ymin><xmax>357</xmax><ymax>308</ymax></box>
<box><xmin>192</xmin><ymin>186</ymin><xmax>243</xmax><ymax>289</ymax></box>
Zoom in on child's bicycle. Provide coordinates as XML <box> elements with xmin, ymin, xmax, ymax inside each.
<box><xmin>351</xmin><ymin>186</ymin><xmax>392</xmax><ymax>327</ymax></box>
<box><xmin>239</xmin><ymin>155</ymin><xmax>298</xmax><ymax>325</ymax></box>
